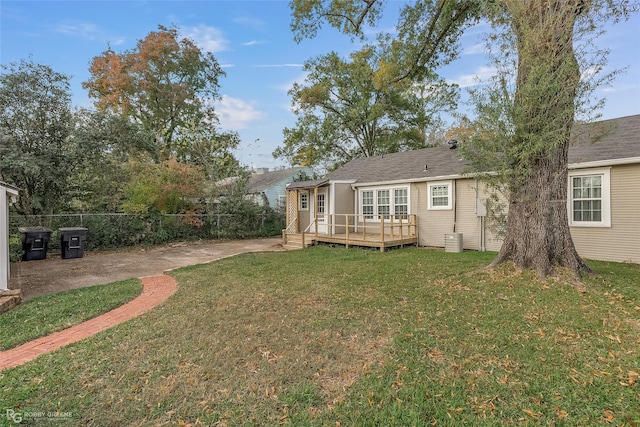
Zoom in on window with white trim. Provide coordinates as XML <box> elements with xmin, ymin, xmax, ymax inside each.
<box><xmin>299</xmin><ymin>192</ymin><xmax>309</xmax><ymax>211</ymax></box>
<box><xmin>359</xmin><ymin>186</ymin><xmax>410</xmax><ymax>221</ymax></box>
<box><xmin>362</xmin><ymin>190</ymin><xmax>374</xmax><ymax>219</ymax></box>
<box><xmin>377</xmin><ymin>190</ymin><xmax>390</xmax><ymax>219</ymax></box>
<box><xmin>428</xmin><ymin>181</ymin><xmax>452</xmax><ymax>210</ymax></box>
<box><xmin>394</xmin><ymin>188</ymin><xmax>408</xmax><ymax>219</ymax></box>
<box><xmin>568</xmin><ymin>168</ymin><xmax>611</xmax><ymax>227</ymax></box>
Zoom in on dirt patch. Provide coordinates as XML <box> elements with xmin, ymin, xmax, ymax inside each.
<box><xmin>9</xmin><ymin>237</ymin><xmax>285</xmax><ymax>301</ymax></box>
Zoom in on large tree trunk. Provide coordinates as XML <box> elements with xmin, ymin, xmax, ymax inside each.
<box><xmin>490</xmin><ymin>0</ymin><xmax>591</xmax><ymax>278</ymax></box>
<box><xmin>490</xmin><ymin>142</ymin><xmax>591</xmax><ymax>277</ymax></box>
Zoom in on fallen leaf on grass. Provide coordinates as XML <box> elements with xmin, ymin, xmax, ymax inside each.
<box><xmin>602</xmin><ymin>410</ymin><xmax>614</xmax><ymax>423</ymax></box>
<box><xmin>523</xmin><ymin>409</ymin><xmax>541</xmax><ymax>419</ymax></box>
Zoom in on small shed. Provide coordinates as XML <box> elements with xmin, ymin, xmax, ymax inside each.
<box><xmin>0</xmin><ymin>182</ymin><xmax>19</xmax><ymax>291</ymax></box>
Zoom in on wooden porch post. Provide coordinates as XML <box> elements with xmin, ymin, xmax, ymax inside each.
<box><xmin>345</xmin><ymin>214</ymin><xmax>349</xmax><ymax>242</ymax></box>
<box><xmin>313</xmin><ymin>186</ymin><xmax>318</xmax><ymax>238</ymax></box>
<box><xmin>329</xmin><ymin>214</ymin><xmax>333</xmax><ymax>237</ymax></box>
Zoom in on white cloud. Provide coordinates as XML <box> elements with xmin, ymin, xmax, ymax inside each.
<box><xmin>243</xmin><ymin>40</ymin><xmax>267</xmax><ymax>46</ymax></box>
<box><xmin>183</xmin><ymin>25</ymin><xmax>229</xmax><ymax>53</ymax></box>
<box><xmin>448</xmin><ymin>66</ymin><xmax>497</xmax><ymax>88</ymax></box>
<box><xmin>215</xmin><ymin>95</ymin><xmax>265</xmax><ymax>130</ymax></box>
<box><xmin>463</xmin><ymin>43</ymin><xmax>485</xmax><ymax>55</ymax></box>
<box><xmin>108</xmin><ymin>37</ymin><xmax>126</xmax><ymax>46</ymax></box>
<box><xmin>55</xmin><ymin>22</ymin><xmax>100</xmax><ymax>40</ymax></box>
<box><xmin>233</xmin><ymin>16</ymin><xmax>266</xmax><ymax>32</ymax></box>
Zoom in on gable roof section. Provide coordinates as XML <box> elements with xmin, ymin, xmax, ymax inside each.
<box><xmin>326</xmin><ymin>146</ymin><xmax>468</xmax><ymax>185</ymax></box>
<box><xmin>286</xmin><ymin>179</ymin><xmax>329</xmax><ymax>190</ymax></box>
<box><xmin>569</xmin><ymin>114</ymin><xmax>640</xmax><ymax>165</ymax></box>
<box><xmin>323</xmin><ymin>114</ymin><xmax>640</xmax><ymax>185</ymax></box>
<box><xmin>248</xmin><ymin>167</ymin><xmax>308</xmax><ymax>193</ymax></box>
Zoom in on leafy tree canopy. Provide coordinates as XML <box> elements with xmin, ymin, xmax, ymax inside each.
<box><xmin>83</xmin><ymin>25</ymin><xmax>225</xmax><ymax>160</ymax></box>
<box><xmin>275</xmin><ymin>45</ymin><xmax>455</xmax><ymax>169</ymax></box>
<box><xmin>0</xmin><ymin>59</ymin><xmax>74</xmax><ymax>216</ymax></box>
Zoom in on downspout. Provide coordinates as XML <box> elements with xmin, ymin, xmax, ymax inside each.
<box><xmin>475</xmin><ymin>178</ymin><xmax>486</xmax><ymax>252</ymax></box>
<box><xmin>452</xmin><ymin>180</ymin><xmax>457</xmax><ymax>233</ymax></box>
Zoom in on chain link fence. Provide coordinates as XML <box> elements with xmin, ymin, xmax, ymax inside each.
<box><xmin>9</xmin><ymin>211</ymin><xmax>285</xmax><ymax>261</ymax></box>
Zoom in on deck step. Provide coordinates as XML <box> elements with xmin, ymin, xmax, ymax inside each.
<box><xmin>283</xmin><ymin>234</ymin><xmax>315</xmax><ymax>249</ymax></box>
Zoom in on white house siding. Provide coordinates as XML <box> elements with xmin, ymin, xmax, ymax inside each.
<box><xmin>413</xmin><ymin>179</ymin><xmax>503</xmax><ymax>251</ymax></box>
<box><xmin>413</xmin><ymin>182</ymin><xmax>455</xmax><ymax>247</ymax></box>
<box><xmin>455</xmin><ymin>179</ymin><xmax>485</xmax><ymax>251</ymax></box>
<box><xmin>570</xmin><ymin>163</ymin><xmax>640</xmax><ymax>263</ymax></box>
<box><xmin>1</xmin><ymin>184</ymin><xmax>18</xmax><ymax>291</ymax></box>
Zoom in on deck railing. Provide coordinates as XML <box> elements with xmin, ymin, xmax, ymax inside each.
<box><xmin>310</xmin><ymin>213</ymin><xmax>417</xmax><ymax>242</ymax></box>
<box><xmin>284</xmin><ymin>213</ymin><xmax>417</xmax><ymax>249</ymax></box>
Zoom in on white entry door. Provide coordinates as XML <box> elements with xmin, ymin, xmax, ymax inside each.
<box><xmin>310</xmin><ymin>189</ymin><xmax>328</xmax><ymax>234</ymax></box>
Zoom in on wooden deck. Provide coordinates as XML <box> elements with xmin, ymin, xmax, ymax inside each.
<box><xmin>283</xmin><ymin>214</ymin><xmax>418</xmax><ymax>252</ymax></box>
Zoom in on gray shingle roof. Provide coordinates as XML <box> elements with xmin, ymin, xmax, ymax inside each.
<box><xmin>569</xmin><ymin>114</ymin><xmax>640</xmax><ymax>164</ymax></box>
<box><xmin>325</xmin><ymin>146</ymin><xmax>467</xmax><ymax>184</ymax></box>
<box><xmin>323</xmin><ymin>114</ymin><xmax>640</xmax><ymax>185</ymax></box>
<box><xmin>248</xmin><ymin>167</ymin><xmax>308</xmax><ymax>193</ymax></box>
<box><xmin>286</xmin><ymin>179</ymin><xmax>329</xmax><ymax>189</ymax></box>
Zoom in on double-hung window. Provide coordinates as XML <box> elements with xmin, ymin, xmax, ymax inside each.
<box><xmin>428</xmin><ymin>181</ymin><xmax>453</xmax><ymax>210</ymax></box>
<box><xmin>360</xmin><ymin>186</ymin><xmax>409</xmax><ymax>221</ymax></box>
<box><xmin>299</xmin><ymin>192</ymin><xmax>309</xmax><ymax>211</ymax></box>
<box><xmin>394</xmin><ymin>188</ymin><xmax>408</xmax><ymax>219</ymax></box>
<box><xmin>377</xmin><ymin>190</ymin><xmax>390</xmax><ymax>219</ymax></box>
<box><xmin>362</xmin><ymin>190</ymin><xmax>374</xmax><ymax>219</ymax></box>
<box><xmin>568</xmin><ymin>168</ymin><xmax>610</xmax><ymax>227</ymax></box>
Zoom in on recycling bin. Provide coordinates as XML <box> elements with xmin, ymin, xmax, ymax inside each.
<box><xmin>19</xmin><ymin>226</ymin><xmax>52</xmax><ymax>261</ymax></box>
<box><xmin>59</xmin><ymin>227</ymin><xmax>88</xmax><ymax>259</ymax></box>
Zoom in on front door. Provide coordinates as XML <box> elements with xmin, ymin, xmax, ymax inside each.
<box><xmin>310</xmin><ymin>189</ymin><xmax>328</xmax><ymax>234</ymax></box>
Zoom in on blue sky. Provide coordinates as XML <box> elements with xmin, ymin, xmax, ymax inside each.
<box><xmin>2</xmin><ymin>1</ymin><xmax>639</xmax><ymax>170</ymax></box>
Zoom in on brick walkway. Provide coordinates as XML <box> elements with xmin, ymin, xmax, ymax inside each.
<box><xmin>0</xmin><ymin>275</ymin><xmax>177</xmax><ymax>371</ymax></box>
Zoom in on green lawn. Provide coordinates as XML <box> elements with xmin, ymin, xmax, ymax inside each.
<box><xmin>0</xmin><ymin>279</ymin><xmax>142</xmax><ymax>351</ymax></box>
<box><xmin>0</xmin><ymin>246</ymin><xmax>638</xmax><ymax>426</ymax></box>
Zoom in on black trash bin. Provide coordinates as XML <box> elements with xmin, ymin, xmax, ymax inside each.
<box><xmin>59</xmin><ymin>227</ymin><xmax>88</xmax><ymax>259</ymax></box>
<box><xmin>18</xmin><ymin>226</ymin><xmax>52</xmax><ymax>261</ymax></box>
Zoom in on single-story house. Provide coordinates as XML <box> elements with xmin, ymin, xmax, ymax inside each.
<box><xmin>246</xmin><ymin>167</ymin><xmax>313</xmax><ymax>210</ymax></box>
<box><xmin>1</xmin><ymin>182</ymin><xmax>19</xmax><ymax>291</ymax></box>
<box><xmin>283</xmin><ymin>115</ymin><xmax>640</xmax><ymax>263</ymax></box>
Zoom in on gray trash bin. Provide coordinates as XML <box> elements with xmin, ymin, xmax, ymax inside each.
<box><xmin>59</xmin><ymin>227</ymin><xmax>88</xmax><ymax>259</ymax></box>
<box><xmin>19</xmin><ymin>226</ymin><xmax>52</xmax><ymax>261</ymax></box>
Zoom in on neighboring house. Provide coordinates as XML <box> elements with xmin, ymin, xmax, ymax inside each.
<box><xmin>283</xmin><ymin>115</ymin><xmax>640</xmax><ymax>263</ymax></box>
<box><xmin>247</xmin><ymin>167</ymin><xmax>313</xmax><ymax>211</ymax></box>
<box><xmin>1</xmin><ymin>182</ymin><xmax>19</xmax><ymax>291</ymax></box>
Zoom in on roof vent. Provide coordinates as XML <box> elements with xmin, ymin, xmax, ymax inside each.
<box><xmin>448</xmin><ymin>139</ymin><xmax>458</xmax><ymax>150</ymax></box>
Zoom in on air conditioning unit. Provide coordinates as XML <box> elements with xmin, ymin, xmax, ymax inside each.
<box><xmin>444</xmin><ymin>233</ymin><xmax>463</xmax><ymax>253</ymax></box>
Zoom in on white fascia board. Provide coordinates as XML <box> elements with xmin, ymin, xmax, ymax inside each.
<box><xmin>569</xmin><ymin>157</ymin><xmax>640</xmax><ymax>170</ymax></box>
<box><xmin>329</xmin><ymin>179</ymin><xmax>357</xmax><ymax>184</ymax></box>
<box><xmin>349</xmin><ymin>174</ymin><xmax>469</xmax><ymax>189</ymax></box>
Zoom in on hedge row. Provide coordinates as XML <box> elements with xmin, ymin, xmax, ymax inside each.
<box><xmin>9</xmin><ymin>209</ymin><xmax>285</xmax><ymax>262</ymax></box>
